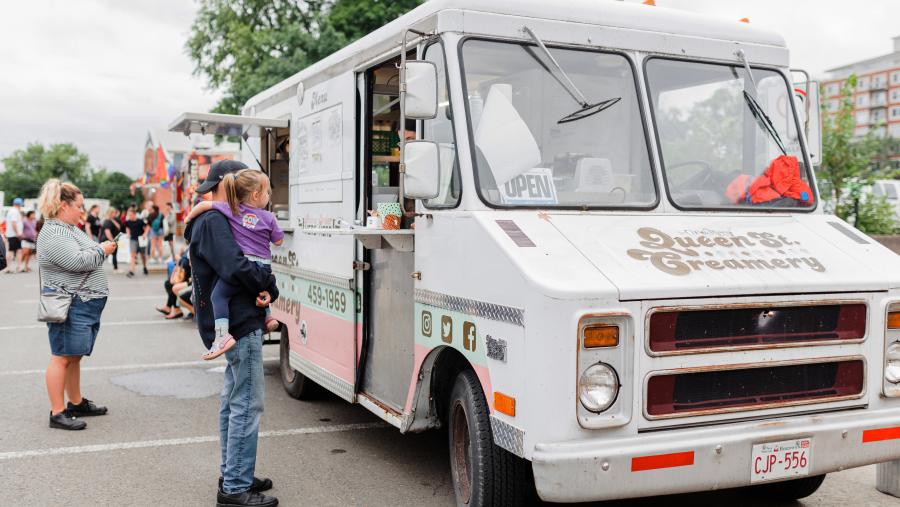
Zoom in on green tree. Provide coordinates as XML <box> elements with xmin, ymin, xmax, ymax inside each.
<box><xmin>78</xmin><ymin>169</ymin><xmax>139</xmax><ymax>211</ymax></box>
<box><xmin>0</xmin><ymin>143</ymin><xmax>137</xmax><ymax>209</ymax></box>
<box><xmin>187</xmin><ymin>0</ymin><xmax>422</xmax><ymax>114</ymax></box>
<box><xmin>818</xmin><ymin>74</ymin><xmax>897</xmax><ymax>233</ymax></box>
<box><xmin>0</xmin><ymin>143</ymin><xmax>90</xmax><ymax>204</ymax></box>
<box><xmin>328</xmin><ymin>0</ymin><xmax>421</xmax><ymax>41</ymax></box>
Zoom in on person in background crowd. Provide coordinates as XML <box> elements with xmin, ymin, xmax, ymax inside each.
<box><xmin>101</xmin><ymin>208</ymin><xmax>123</xmax><ymax>273</ymax></box>
<box><xmin>148</xmin><ymin>204</ymin><xmax>164</xmax><ymax>265</ymax></box>
<box><xmin>37</xmin><ymin>179</ymin><xmax>117</xmax><ymax>430</ymax></box>
<box><xmin>0</xmin><ymin>227</ymin><xmax>7</xmax><ymax>273</ymax></box>
<box><xmin>5</xmin><ymin>197</ymin><xmax>24</xmax><ymax>273</ymax></box>
<box><xmin>124</xmin><ymin>207</ymin><xmax>149</xmax><ymax>278</ymax></box>
<box><xmin>157</xmin><ymin>247</ymin><xmax>191</xmax><ymax>319</ymax></box>
<box><xmin>20</xmin><ymin>210</ymin><xmax>38</xmax><ymax>272</ymax></box>
<box><xmin>163</xmin><ymin>202</ymin><xmax>176</xmax><ymax>261</ymax></box>
<box><xmin>84</xmin><ymin>204</ymin><xmax>102</xmax><ymax>242</ymax></box>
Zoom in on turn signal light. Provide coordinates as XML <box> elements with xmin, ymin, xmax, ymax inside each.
<box><xmin>494</xmin><ymin>392</ymin><xmax>516</xmax><ymax>417</ymax></box>
<box><xmin>888</xmin><ymin>312</ymin><xmax>900</xmax><ymax>329</ymax></box>
<box><xmin>584</xmin><ymin>325</ymin><xmax>619</xmax><ymax>348</ymax></box>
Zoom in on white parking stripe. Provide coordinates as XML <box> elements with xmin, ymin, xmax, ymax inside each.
<box><xmin>0</xmin><ymin>319</ymin><xmax>185</xmax><ymax>331</ymax></box>
<box><xmin>0</xmin><ymin>422</ymin><xmax>388</xmax><ymax>461</ymax></box>
<box><xmin>0</xmin><ymin>357</ymin><xmax>280</xmax><ymax>376</ymax></box>
<box><xmin>15</xmin><ymin>295</ymin><xmax>161</xmax><ymax>304</ymax></box>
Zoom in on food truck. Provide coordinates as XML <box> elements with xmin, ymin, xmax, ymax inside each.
<box><xmin>170</xmin><ymin>0</ymin><xmax>900</xmax><ymax>504</ymax></box>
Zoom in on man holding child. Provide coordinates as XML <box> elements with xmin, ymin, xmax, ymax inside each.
<box><xmin>184</xmin><ymin>160</ymin><xmax>280</xmax><ymax>507</ymax></box>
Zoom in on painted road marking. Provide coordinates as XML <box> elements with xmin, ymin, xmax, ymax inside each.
<box><xmin>0</xmin><ymin>319</ymin><xmax>187</xmax><ymax>331</ymax></box>
<box><xmin>0</xmin><ymin>357</ymin><xmax>280</xmax><ymax>376</ymax></box>
<box><xmin>0</xmin><ymin>422</ymin><xmax>389</xmax><ymax>461</ymax></box>
<box><xmin>15</xmin><ymin>295</ymin><xmax>161</xmax><ymax>304</ymax></box>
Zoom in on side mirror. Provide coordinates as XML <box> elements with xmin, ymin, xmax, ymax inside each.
<box><xmin>792</xmin><ymin>71</ymin><xmax>822</xmax><ymax>166</ymax></box>
<box><xmin>403</xmin><ymin>61</ymin><xmax>438</xmax><ymax>120</ymax></box>
<box><xmin>803</xmin><ymin>81</ymin><xmax>822</xmax><ymax>166</ymax></box>
<box><xmin>402</xmin><ymin>140</ymin><xmax>440</xmax><ymax>199</ymax></box>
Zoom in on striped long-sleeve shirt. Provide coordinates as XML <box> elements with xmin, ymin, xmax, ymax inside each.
<box><xmin>37</xmin><ymin>219</ymin><xmax>108</xmax><ymax>300</ymax></box>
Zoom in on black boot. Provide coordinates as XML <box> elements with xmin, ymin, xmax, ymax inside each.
<box><xmin>49</xmin><ymin>410</ymin><xmax>86</xmax><ymax>430</ymax></box>
<box><xmin>216</xmin><ymin>491</ymin><xmax>278</xmax><ymax>507</ymax></box>
<box><xmin>67</xmin><ymin>398</ymin><xmax>108</xmax><ymax>417</ymax></box>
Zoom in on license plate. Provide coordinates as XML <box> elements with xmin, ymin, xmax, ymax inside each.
<box><xmin>750</xmin><ymin>438</ymin><xmax>812</xmax><ymax>483</ymax></box>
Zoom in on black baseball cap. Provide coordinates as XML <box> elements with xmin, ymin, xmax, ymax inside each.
<box><xmin>196</xmin><ymin>160</ymin><xmax>249</xmax><ymax>194</ymax></box>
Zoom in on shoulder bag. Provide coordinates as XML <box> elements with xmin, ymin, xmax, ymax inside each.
<box><xmin>37</xmin><ymin>268</ymin><xmax>92</xmax><ymax>323</ymax></box>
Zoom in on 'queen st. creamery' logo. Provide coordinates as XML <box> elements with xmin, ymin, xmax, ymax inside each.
<box><xmin>626</xmin><ymin>227</ymin><xmax>826</xmax><ymax>276</ymax></box>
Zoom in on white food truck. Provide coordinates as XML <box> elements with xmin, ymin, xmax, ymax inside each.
<box><xmin>170</xmin><ymin>1</ymin><xmax>900</xmax><ymax>504</ymax></box>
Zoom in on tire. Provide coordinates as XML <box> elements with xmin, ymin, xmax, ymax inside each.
<box><xmin>750</xmin><ymin>474</ymin><xmax>826</xmax><ymax>501</ymax></box>
<box><xmin>447</xmin><ymin>369</ymin><xmax>536</xmax><ymax>507</ymax></box>
<box><xmin>279</xmin><ymin>326</ymin><xmax>318</xmax><ymax>400</ymax></box>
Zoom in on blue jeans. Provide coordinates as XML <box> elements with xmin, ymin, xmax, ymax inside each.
<box><xmin>219</xmin><ymin>329</ymin><xmax>265</xmax><ymax>494</ymax></box>
<box><xmin>47</xmin><ymin>296</ymin><xmax>107</xmax><ymax>356</ymax></box>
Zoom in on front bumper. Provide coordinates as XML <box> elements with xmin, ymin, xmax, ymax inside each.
<box><xmin>531</xmin><ymin>408</ymin><xmax>900</xmax><ymax>503</ymax></box>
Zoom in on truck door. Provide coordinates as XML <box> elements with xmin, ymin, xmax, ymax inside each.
<box><xmin>355</xmin><ymin>53</ymin><xmax>418</xmax><ymax>415</ymax></box>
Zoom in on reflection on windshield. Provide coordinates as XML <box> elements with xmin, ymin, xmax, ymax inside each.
<box><xmin>460</xmin><ymin>39</ymin><xmax>655</xmax><ymax>208</ymax></box>
<box><xmin>646</xmin><ymin>59</ymin><xmax>814</xmax><ymax>209</ymax></box>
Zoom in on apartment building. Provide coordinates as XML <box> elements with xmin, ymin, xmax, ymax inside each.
<box><xmin>822</xmin><ymin>35</ymin><xmax>900</xmax><ymax>142</ymax></box>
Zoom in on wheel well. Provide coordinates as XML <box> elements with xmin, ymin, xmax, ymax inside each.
<box><xmin>430</xmin><ymin>347</ymin><xmax>471</xmax><ymax>424</ymax></box>
<box><xmin>403</xmin><ymin>346</ymin><xmax>475</xmax><ymax>433</ymax></box>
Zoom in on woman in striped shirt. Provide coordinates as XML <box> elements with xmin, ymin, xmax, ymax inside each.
<box><xmin>37</xmin><ymin>179</ymin><xmax>117</xmax><ymax>431</ymax></box>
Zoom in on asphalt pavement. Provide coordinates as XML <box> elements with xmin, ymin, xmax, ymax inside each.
<box><xmin>1</xmin><ymin>267</ymin><xmax>897</xmax><ymax>506</ymax></box>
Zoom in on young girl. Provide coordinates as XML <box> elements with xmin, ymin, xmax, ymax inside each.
<box><xmin>186</xmin><ymin>169</ymin><xmax>284</xmax><ymax>359</ymax></box>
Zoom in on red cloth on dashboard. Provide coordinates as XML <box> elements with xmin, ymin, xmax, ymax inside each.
<box><xmin>725</xmin><ymin>155</ymin><xmax>814</xmax><ymax>204</ymax></box>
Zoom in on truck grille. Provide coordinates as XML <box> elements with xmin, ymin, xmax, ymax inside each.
<box><xmin>648</xmin><ymin>303</ymin><xmax>866</xmax><ymax>354</ymax></box>
<box><xmin>646</xmin><ymin>359</ymin><xmax>865</xmax><ymax>418</ymax></box>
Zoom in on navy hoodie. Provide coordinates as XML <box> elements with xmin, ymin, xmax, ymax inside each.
<box><xmin>184</xmin><ymin>210</ymin><xmax>279</xmax><ymax>349</ymax></box>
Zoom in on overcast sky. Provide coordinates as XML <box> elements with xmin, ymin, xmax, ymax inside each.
<box><xmin>0</xmin><ymin>0</ymin><xmax>898</xmax><ymax>179</ymax></box>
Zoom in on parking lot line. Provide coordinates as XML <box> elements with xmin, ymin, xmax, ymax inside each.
<box><xmin>0</xmin><ymin>319</ymin><xmax>185</xmax><ymax>331</ymax></box>
<box><xmin>0</xmin><ymin>422</ymin><xmax>389</xmax><ymax>461</ymax></box>
<box><xmin>15</xmin><ymin>295</ymin><xmax>161</xmax><ymax>304</ymax></box>
<box><xmin>0</xmin><ymin>357</ymin><xmax>280</xmax><ymax>376</ymax></box>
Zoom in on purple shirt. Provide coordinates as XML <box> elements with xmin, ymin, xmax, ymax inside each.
<box><xmin>22</xmin><ymin>219</ymin><xmax>37</xmax><ymax>242</ymax></box>
<box><xmin>211</xmin><ymin>202</ymin><xmax>284</xmax><ymax>260</ymax></box>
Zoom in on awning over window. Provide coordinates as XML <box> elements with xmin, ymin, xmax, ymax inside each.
<box><xmin>168</xmin><ymin>112</ymin><xmax>288</xmax><ymax>138</ymax></box>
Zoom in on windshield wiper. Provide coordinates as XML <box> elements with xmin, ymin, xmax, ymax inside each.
<box><xmin>743</xmin><ymin>91</ymin><xmax>787</xmax><ymax>156</ymax></box>
<box><xmin>736</xmin><ymin>50</ymin><xmax>787</xmax><ymax>156</ymax></box>
<box><xmin>522</xmin><ymin>26</ymin><xmax>620</xmax><ymax>124</ymax></box>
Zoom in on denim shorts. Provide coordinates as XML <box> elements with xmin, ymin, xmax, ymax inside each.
<box><xmin>48</xmin><ymin>296</ymin><xmax>108</xmax><ymax>356</ymax></box>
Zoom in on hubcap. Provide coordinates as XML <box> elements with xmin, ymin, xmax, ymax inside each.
<box><xmin>451</xmin><ymin>402</ymin><xmax>473</xmax><ymax>503</ymax></box>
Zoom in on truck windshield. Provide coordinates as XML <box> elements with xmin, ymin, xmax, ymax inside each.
<box><xmin>459</xmin><ymin>39</ymin><xmax>656</xmax><ymax>208</ymax></box>
<box><xmin>645</xmin><ymin>58</ymin><xmax>815</xmax><ymax>210</ymax></box>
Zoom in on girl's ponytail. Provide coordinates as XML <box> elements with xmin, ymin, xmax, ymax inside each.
<box><xmin>222</xmin><ymin>173</ymin><xmax>239</xmax><ymax>215</ymax></box>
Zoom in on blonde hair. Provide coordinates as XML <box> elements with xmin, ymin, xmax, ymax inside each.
<box><xmin>37</xmin><ymin>179</ymin><xmax>82</xmax><ymax>219</ymax></box>
<box><xmin>106</xmin><ymin>207</ymin><xmax>119</xmax><ymax>219</ymax></box>
<box><xmin>222</xmin><ymin>169</ymin><xmax>270</xmax><ymax>215</ymax></box>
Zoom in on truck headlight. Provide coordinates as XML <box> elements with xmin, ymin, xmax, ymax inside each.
<box><xmin>579</xmin><ymin>363</ymin><xmax>619</xmax><ymax>413</ymax></box>
<box><xmin>886</xmin><ymin>342</ymin><xmax>900</xmax><ymax>384</ymax></box>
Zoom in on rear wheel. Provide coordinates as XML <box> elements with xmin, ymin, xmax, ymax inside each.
<box><xmin>279</xmin><ymin>326</ymin><xmax>318</xmax><ymax>400</ymax></box>
<box><xmin>447</xmin><ymin>369</ymin><xmax>535</xmax><ymax>506</ymax></box>
<box><xmin>750</xmin><ymin>474</ymin><xmax>826</xmax><ymax>501</ymax></box>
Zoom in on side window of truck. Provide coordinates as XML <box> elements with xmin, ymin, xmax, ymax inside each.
<box><xmin>422</xmin><ymin>43</ymin><xmax>461</xmax><ymax>208</ymax></box>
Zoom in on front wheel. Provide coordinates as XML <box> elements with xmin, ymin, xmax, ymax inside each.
<box><xmin>750</xmin><ymin>474</ymin><xmax>826</xmax><ymax>501</ymax></box>
<box><xmin>447</xmin><ymin>369</ymin><xmax>535</xmax><ymax>506</ymax></box>
<box><xmin>279</xmin><ymin>325</ymin><xmax>318</xmax><ymax>400</ymax></box>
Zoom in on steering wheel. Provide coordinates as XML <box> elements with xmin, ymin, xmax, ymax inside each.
<box><xmin>666</xmin><ymin>160</ymin><xmax>716</xmax><ymax>190</ymax></box>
